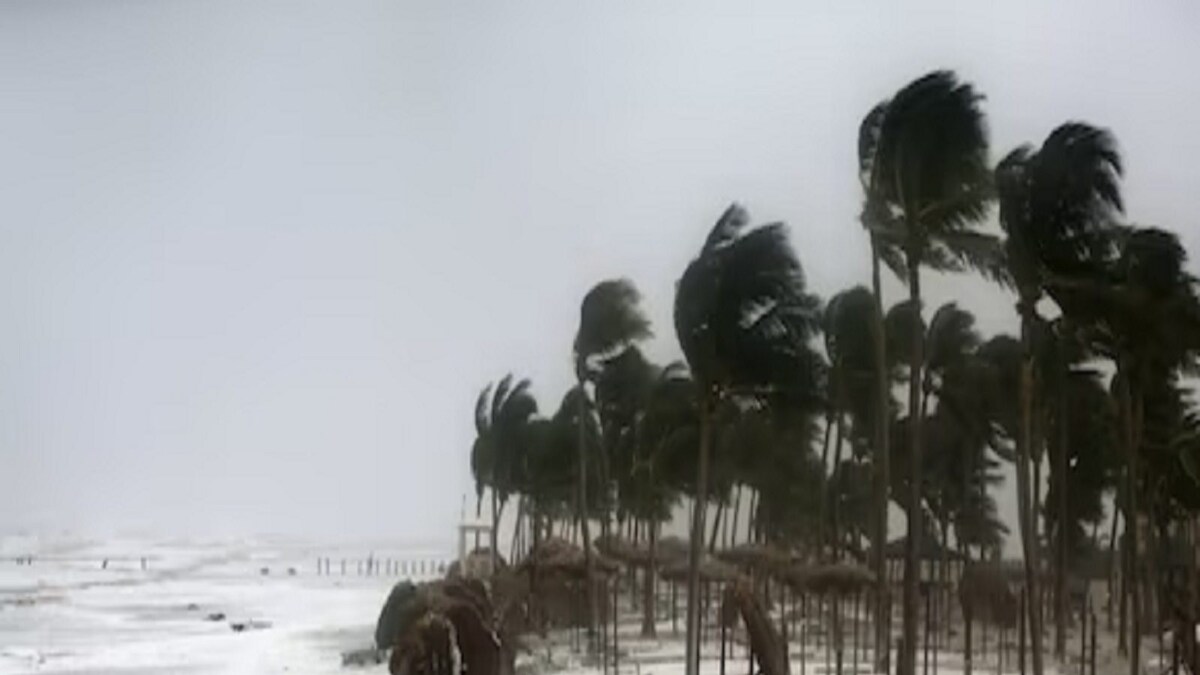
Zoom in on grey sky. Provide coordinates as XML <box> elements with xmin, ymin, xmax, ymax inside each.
<box><xmin>2</xmin><ymin>0</ymin><xmax>1198</xmax><ymax>547</ymax></box>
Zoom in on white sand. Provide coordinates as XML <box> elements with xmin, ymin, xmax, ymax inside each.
<box><xmin>0</xmin><ymin>535</ymin><xmax>1152</xmax><ymax>675</ymax></box>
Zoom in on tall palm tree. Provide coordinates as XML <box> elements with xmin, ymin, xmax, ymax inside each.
<box><xmin>858</xmin><ymin>105</ymin><xmax>901</xmax><ymax>666</ymax></box>
<box><xmin>861</xmin><ymin>71</ymin><xmax>1002</xmax><ymax>675</ymax></box>
<box><xmin>824</xmin><ymin>287</ymin><xmax>887</xmax><ymax>560</ymax></box>
<box><xmin>472</xmin><ymin>374</ymin><xmax>539</xmax><ymax>558</ymax></box>
<box><xmin>573</xmin><ymin>279</ymin><xmax>651</xmax><ymax>650</ymax></box>
<box><xmin>996</xmin><ymin>121</ymin><xmax>1124</xmax><ymax>673</ymax></box>
<box><xmin>1060</xmin><ymin>227</ymin><xmax>1200</xmax><ymax>675</ymax></box>
<box><xmin>594</xmin><ymin>347</ymin><xmax>686</xmax><ymax>637</ymax></box>
<box><xmin>674</xmin><ymin>203</ymin><xmax>824</xmax><ymax>675</ymax></box>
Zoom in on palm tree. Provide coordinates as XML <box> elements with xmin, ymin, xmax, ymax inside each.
<box><xmin>674</xmin><ymin>203</ymin><xmax>824</xmax><ymax>675</ymax></box>
<box><xmin>858</xmin><ymin>104</ymin><xmax>902</xmax><ymax>667</ymax></box>
<box><xmin>861</xmin><ymin>71</ymin><xmax>1002</xmax><ymax>675</ymax></box>
<box><xmin>996</xmin><ymin>121</ymin><xmax>1124</xmax><ymax>672</ymax></box>
<box><xmin>594</xmin><ymin>347</ymin><xmax>687</xmax><ymax>637</ymax></box>
<box><xmin>1061</xmin><ymin>227</ymin><xmax>1200</xmax><ymax>675</ymax></box>
<box><xmin>472</xmin><ymin>374</ymin><xmax>539</xmax><ymax>559</ymax></box>
<box><xmin>573</xmin><ymin>279</ymin><xmax>651</xmax><ymax>650</ymax></box>
<box><xmin>823</xmin><ymin>287</ymin><xmax>888</xmax><ymax>560</ymax></box>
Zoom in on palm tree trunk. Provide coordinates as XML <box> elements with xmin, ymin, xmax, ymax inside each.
<box><xmin>820</xmin><ymin>391</ymin><xmax>838</xmax><ymax>561</ymax></box>
<box><xmin>710</xmin><ymin>501</ymin><xmax>725</xmax><ymax>553</ymax></box>
<box><xmin>686</xmin><ymin>398</ymin><xmax>713</xmax><ymax>675</ymax></box>
<box><xmin>1055</xmin><ymin>377</ymin><xmax>1069</xmax><ymax>661</ymax></box>
<box><xmin>871</xmin><ymin>237</ymin><xmax>891</xmax><ymax>674</ymax></box>
<box><xmin>642</xmin><ymin>519</ymin><xmax>658</xmax><ymax>637</ymax></box>
<box><xmin>901</xmin><ymin>257</ymin><xmax>924</xmax><ymax>675</ymax></box>
<box><xmin>832</xmin><ymin>399</ymin><xmax>848</xmax><ymax>561</ymax></box>
<box><xmin>1033</xmin><ymin>442</ymin><xmax>1044</xmax><ymax>632</ymax></box>
<box><xmin>577</xmin><ymin>382</ymin><xmax>598</xmax><ymax>654</ymax></box>
<box><xmin>748</xmin><ymin>489</ymin><xmax>759</xmax><ymax>544</ymax></box>
<box><xmin>1016</xmin><ymin>310</ymin><xmax>1046</xmax><ymax>675</ymax></box>
<box><xmin>1119</xmin><ymin>366</ymin><xmax>1141</xmax><ymax>675</ymax></box>
<box><xmin>1109</xmin><ymin>488</ymin><xmax>1121</xmax><ymax>632</ymax></box>
<box><xmin>730</xmin><ymin>485</ymin><xmax>743</xmax><ymax>547</ymax></box>
<box><xmin>491</xmin><ymin>490</ymin><xmax>506</xmax><ymax>564</ymax></box>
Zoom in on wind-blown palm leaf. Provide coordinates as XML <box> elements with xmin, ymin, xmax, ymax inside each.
<box><xmin>475</xmin><ymin>384</ymin><xmax>493</xmax><ymax>436</ymax></box>
<box><xmin>675</xmin><ymin>204</ymin><xmax>825</xmax><ymax>400</ymax></box>
<box><xmin>872</xmin><ymin>71</ymin><xmax>993</xmax><ymax>242</ymax></box>
<box><xmin>998</xmin><ymin>122</ymin><xmax>1124</xmax><ymax>307</ymax></box>
<box><xmin>575</xmin><ymin>279</ymin><xmax>653</xmax><ymax>369</ymax></box>
<box><xmin>925</xmin><ymin>303</ymin><xmax>980</xmax><ymax>374</ymax></box>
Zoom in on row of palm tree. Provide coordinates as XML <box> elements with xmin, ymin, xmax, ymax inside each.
<box><xmin>468</xmin><ymin>69</ymin><xmax>1200</xmax><ymax>675</ymax></box>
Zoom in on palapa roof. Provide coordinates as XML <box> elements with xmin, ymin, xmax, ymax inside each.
<box><xmin>594</xmin><ymin>534</ymin><xmax>650</xmax><ymax>566</ymax></box>
<box><xmin>659</xmin><ymin>555</ymin><xmax>741</xmax><ymax>584</ymax></box>
<box><xmin>880</xmin><ymin>536</ymin><xmax>966</xmax><ymax>561</ymax></box>
<box><xmin>656</xmin><ymin>536</ymin><xmax>689</xmax><ymax>564</ymax></box>
<box><xmin>518</xmin><ymin>537</ymin><xmax>619</xmax><ymax>578</ymax></box>
<box><xmin>783</xmin><ymin>562</ymin><xmax>876</xmax><ymax>595</ymax></box>
<box><xmin>717</xmin><ymin>542</ymin><xmax>804</xmax><ymax>578</ymax></box>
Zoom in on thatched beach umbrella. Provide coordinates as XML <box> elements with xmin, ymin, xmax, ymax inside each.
<box><xmin>594</xmin><ymin>533</ymin><xmax>654</xmax><ymax>567</ymax></box>
<box><xmin>794</xmin><ymin>563</ymin><xmax>876</xmax><ymax>596</ymax></box>
<box><xmin>660</xmin><ymin>555</ymin><xmax>741</xmax><ymax>584</ymax></box>
<box><xmin>717</xmin><ymin>542</ymin><xmax>795</xmax><ymax>575</ymax></box>
<box><xmin>656</xmin><ymin>535</ymin><xmax>689</xmax><ymax>564</ymax></box>
<box><xmin>519</xmin><ymin>537</ymin><xmax>619</xmax><ymax>579</ymax></box>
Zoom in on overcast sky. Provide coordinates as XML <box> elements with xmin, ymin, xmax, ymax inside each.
<box><xmin>2</xmin><ymin>0</ymin><xmax>1198</xmax><ymax>548</ymax></box>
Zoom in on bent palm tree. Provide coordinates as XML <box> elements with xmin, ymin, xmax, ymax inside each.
<box><xmin>573</xmin><ymin>279</ymin><xmax>651</xmax><ymax>651</ymax></box>
<box><xmin>862</xmin><ymin>71</ymin><xmax>1002</xmax><ymax>675</ymax></box>
<box><xmin>472</xmin><ymin>375</ymin><xmax>539</xmax><ymax>560</ymax></box>
<box><xmin>997</xmin><ymin>121</ymin><xmax>1124</xmax><ymax>673</ymax></box>
<box><xmin>674</xmin><ymin>203</ymin><xmax>824</xmax><ymax>675</ymax></box>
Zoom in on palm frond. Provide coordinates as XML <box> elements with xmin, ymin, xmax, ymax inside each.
<box><xmin>474</xmin><ymin>384</ymin><xmax>493</xmax><ymax>435</ymax></box>
<box><xmin>575</xmin><ymin>279</ymin><xmax>653</xmax><ymax>366</ymax></box>
<box><xmin>858</xmin><ymin>101</ymin><xmax>888</xmax><ymax>186</ymax></box>
<box><xmin>676</xmin><ymin>205</ymin><xmax>825</xmax><ymax>404</ymax></box>
<box><xmin>491</xmin><ymin>374</ymin><xmax>514</xmax><ymax>425</ymax></box>
<box><xmin>927</xmin><ymin>230</ymin><xmax>1012</xmax><ymax>287</ymax></box>
<box><xmin>873</xmin><ymin>70</ymin><xmax>991</xmax><ymax>237</ymax></box>
<box><xmin>925</xmin><ymin>302</ymin><xmax>980</xmax><ymax>373</ymax></box>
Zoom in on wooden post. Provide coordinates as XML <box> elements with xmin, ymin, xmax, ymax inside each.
<box><xmin>672</xmin><ymin>582</ymin><xmax>678</xmax><ymax>635</ymax></box>
<box><xmin>721</xmin><ymin>612</ymin><xmax>728</xmax><ymax>675</ymax></box>
<box><xmin>1080</xmin><ymin>595</ymin><xmax>1087</xmax><ymax>675</ymax></box>
<box><xmin>801</xmin><ymin>594</ymin><xmax>808</xmax><ymax>675</ymax></box>
<box><xmin>837</xmin><ymin>593</ymin><xmax>845</xmax><ymax>675</ymax></box>
<box><xmin>924</xmin><ymin>587</ymin><xmax>931</xmax><ymax>675</ymax></box>
<box><xmin>853</xmin><ymin>592</ymin><xmax>861</xmax><ymax>675</ymax></box>
<box><xmin>965</xmin><ymin>599</ymin><xmax>974</xmax><ymax>675</ymax></box>
<box><xmin>749</xmin><ymin>618</ymin><xmax>756</xmax><ymax>675</ymax></box>
<box><xmin>826</xmin><ymin>595</ymin><xmax>832</xmax><ymax>675</ymax></box>
<box><xmin>982</xmin><ymin>615</ymin><xmax>988</xmax><ymax>670</ymax></box>
<box><xmin>1020</xmin><ymin>587</ymin><xmax>1027</xmax><ymax>675</ymax></box>
<box><xmin>614</xmin><ymin>578</ymin><xmax>621</xmax><ymax>675</ymax></box>
<box><xmin>1089</xmin><ymin>603</ymin><xmax>1097</xmax><ymax>675</ymax></box>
